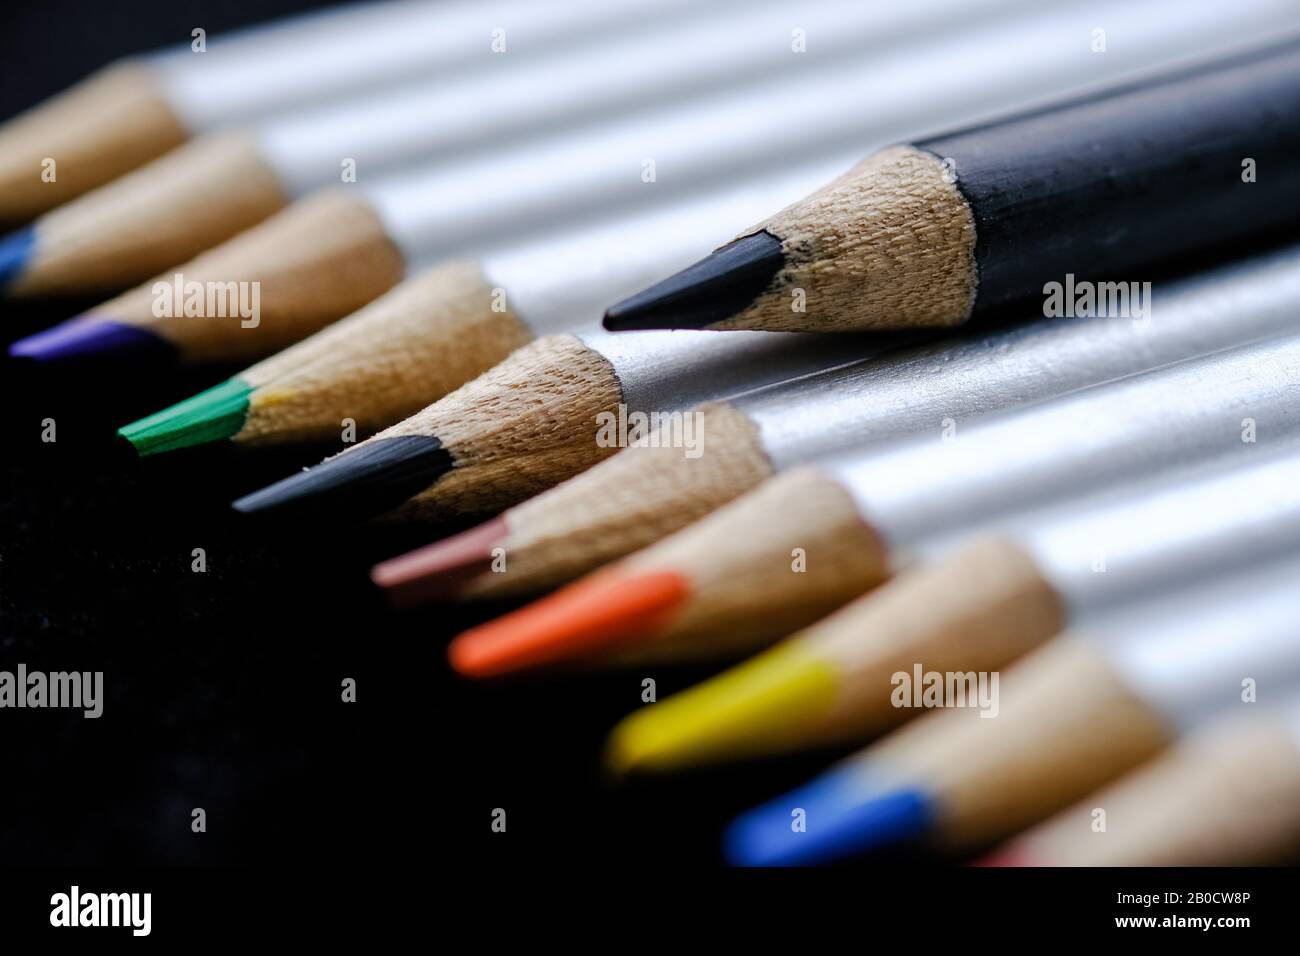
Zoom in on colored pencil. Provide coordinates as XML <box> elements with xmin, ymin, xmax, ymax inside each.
<box><xmin>0</xmin><ymin>0</ymin><xmax>720</xmax><ymax>223</ymax></box>
<box><xmin>9</xmin><ymin>191</ymin><xmax>405</xmax><ymax>367</ymax></box>
<box><xmin>606</xmin><ymin>444</ymin><xmax>1300</xmax><ymax>773</ymax></box>
<box><xmin>6</xmin><ymin>0</ymin><xmax>1280</xmax><ymax>302</ymax></box>
<box><xmin>723</xmin><ymin>556</ymin><xmax>1300</xmax><ymax>866</ymax></box>
<box><xmin>228</xmin><ymin>324</ymin><xmax>868</xmax><ymax>523</ymax></box>
<box><xmin>443</xmin><ymin>333</ymin><xmax>1300</xmax><ymax>677</ymax></box>
<box><xmin>603</xmin><ymin>41</ymin><xmax>1300</xmax><ymax>333</ymax></box>
<box><xmin>116</xmin><ymin>157</ymin><xmax>862</xmax><ymax>455</ymax></box>
<box><xmin>374</xmin><ymin>244</ymin><xmax>1300</xmax><ymax>606</ymax></box>
<box><xmin>982</xmin><ymin>697</ymin><xmax>1300</xmax><ymax>867</ymax></box>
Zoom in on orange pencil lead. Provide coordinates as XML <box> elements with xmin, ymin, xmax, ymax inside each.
<box><xmin>447</xmin><ymin>570</ymin><xmax>689</xmax><ymax>677</ymax></box>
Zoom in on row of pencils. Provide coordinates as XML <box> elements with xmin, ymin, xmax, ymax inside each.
<box><xmin>5</xmin><ymin>0</ymin><xmax>1300</xmax><ymax>866</ymax></box>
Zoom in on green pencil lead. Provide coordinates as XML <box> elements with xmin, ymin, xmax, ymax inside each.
<box><xmin>118</xmin><ymin>377</ymin><xmax>254</xmax><ymax>457</ymax></box>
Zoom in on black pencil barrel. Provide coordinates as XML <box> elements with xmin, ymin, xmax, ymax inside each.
<box><xmin>922</xmin><ymin>42</ymin><xmax>1300</xmax><ymax>315</ymax></box>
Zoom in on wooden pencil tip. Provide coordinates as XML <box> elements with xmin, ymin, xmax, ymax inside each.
<box><xmin>118</xmin><ymin>377</ymin><xmax>253</xmax><ymax>457</ymax></box>
<box><xmin>371</xmin><ymin>515</ymin><xmax>510</xmax><ymax>607</ymax></box>
<box><xmin>446</xmin><ymin>570</ymin><xmax>690</xmax><ymax>678</ymax></box>
<box><xmin>232</xmin><ymin>434</ymin><xmax>452</xmax><ymax>521</ymax></box>
<box><xmin>602</xmin><ymin>230</ymin><xmax>785</xmax><ymax>331</ymax></box>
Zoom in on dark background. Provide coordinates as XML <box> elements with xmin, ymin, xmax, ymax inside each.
<box><xmin>0</xmin><ymin>0</ymin><xmax>868</xmax><ymax>871</ymax></box>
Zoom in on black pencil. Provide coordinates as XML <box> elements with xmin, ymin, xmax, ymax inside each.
<box><xmin>229</xmin><ymin>329</ymin><xmax>867</xmax><ymax>524</ymax></box>
<box><xmin>604</xmin><ymin>40</ymin><xmax>1300</xmax><ymax>333</ymax></box>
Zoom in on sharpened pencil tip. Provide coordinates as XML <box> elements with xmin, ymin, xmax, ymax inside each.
<box><xmin>8</xmin><ymin>316</ymin><xmax>175</xmax><ymax>366</ymax></box>
<box><xmin>447</xmin><ymin>570</ymin><xmax>690</xmax><ymax>677</ymax></box>
<box><xmin>725</xmin><ymin>771</ymin><xmax>933</xmax><ymax>867</ymax></box>
<box><xmin>605</xmin><ymin>642</ymin><xmax>840</xmax><ymax>774</ymax></box>
<box><xmin>0</xmin><ymin>226</ymin><xmax>34</xmax><ymax>290</ymax></box>
<box><xmin>371</xmin><ymin>515</ymin><xmax>510</xmax><ymax>606</ymax></box>
<box><xmin>232</xmin><ymin>434</ymin><xmax>452</xmax><ymax>520</ymax></box>
<box><xmin>603</xmin><ymin>230</ymin><xmax>786</xmax><ymax>331</ymax></box>
<box><xmin>118</xmin><ymin>377</ymin><xmax>253</xmax><ymax>457</ymax></box>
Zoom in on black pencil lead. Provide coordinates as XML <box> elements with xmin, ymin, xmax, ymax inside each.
<box><xmin>603</xmin><ymin>230</ymin><xmax>785</xmax><ymax>331</ymax></box>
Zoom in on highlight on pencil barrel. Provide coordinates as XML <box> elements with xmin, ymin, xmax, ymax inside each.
<box><xmin>373</xmin><ymin>243</ymin><xmax>1300</xmax><ymax>606</ymax></box>
<box><xmin>442</xmin><ymin>333</ymin><xmax>1300</xmax><ymax>678</ymax></box>
<box><xmin>723</xmin><ymin>554</ymin><xmax>1300</xmax><ymax>866</ymax></box>
<box><xmin>0</xmin><ymin>0</ymin><xmax>727</xmax><ymax>224</ymax></box>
